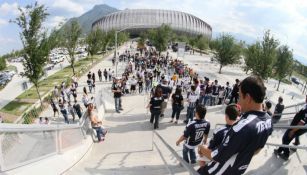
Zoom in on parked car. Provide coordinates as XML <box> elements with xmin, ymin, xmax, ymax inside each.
<box><xmin>44</xmin><ymin>64</ymin><xmax>54</xmax><ymax>71</ymax></box>
<box><xmin>50</xmin><ymin>55</ymin><xmax>64</xmax><ymax>64</ymax></box>
<box><xmin>291</xmin><ymin>77</ymin><xmax>300</xmax><ymax>85</ymax></box>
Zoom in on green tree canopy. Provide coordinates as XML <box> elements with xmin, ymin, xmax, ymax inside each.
<box><xmin>11</xmin><ymin>2</ymin><xmax>50</xmax><ymax>105</ymax></box>
<box><xmin>86</xmin><ymin>28</ymin><xmax>105</xmax><ymax>63</ymax></box>
<box><xmin>0</xmin><ymin>57</ymin><xmax>6</xmax><ymax>71</ymax></box>
<box><xmin>61</xmin><ymin>20</ymin><xmax>82</xmax><ymax>75</ymax></box>
<box><xmin>274</xmin><ymin>45</ymin><xmax>293</xmax><ymax>91</ymax></box>
<box><xmin>212</xmin><ymin>34</ymin><xmax>241</xmax><ymax>73</ymax></box>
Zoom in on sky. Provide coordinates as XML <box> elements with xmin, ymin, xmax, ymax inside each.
<box><xmin>0</xmin><ymin>0</ymin><xmax>307</xmax><ymax>64</ymax></box>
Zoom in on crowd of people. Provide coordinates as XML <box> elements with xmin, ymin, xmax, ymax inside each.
<box><xmin>41</xmin><ymin>42</ymin><xmax>307</xmax><ymax>173</ymax></box>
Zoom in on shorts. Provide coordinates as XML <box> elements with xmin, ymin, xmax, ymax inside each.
<box><xmin>131</xmin><ymin>85</ymin><xmax>136</xmax><ymax>90</ymax></box>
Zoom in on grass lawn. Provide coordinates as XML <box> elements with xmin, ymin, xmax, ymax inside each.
<box><xmin>0</xmin><ymin>53</ymin><xmax>108</xmax><ymax>120</ymax></box>
<box><xmin>1</xmin><ymin>101</ymin><xmax>33</xmax><ymax>116</ymax></box>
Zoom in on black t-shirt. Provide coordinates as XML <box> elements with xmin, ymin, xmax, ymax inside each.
<box><xmin>200</xmin><ymin>111</ymin><xmax>272</xmax><ymax>175</ymax></box>
<box><xmin>172</xmin><ymin>94</ymin><xmax>183</xmax><ymax>106</ymax></box>
<box><xmin>112</xmin><ymin>83</ymin><xmax>122</xmax><ymax>98</ymax></box>
<box><xmin>273</xmin><ymin>103</ymin><xmax>285</xmax><ymax>120</ymax></box>
<box><xmin>208</xmin><ymin>125</ymin><xmax>231</xmax><ymax>150</ymax></box>
<box><xmin>184</xmin><ymin>119</ymin><xmax>211</xmax><ymax>147</ymax></box>
<box><xmin>138</xmin><ymin>80</ymin><xmax>143</xmax><ymax>86</ymax></box>
<box><xmin>232</xmin><ymin>84</ymin><xmax>239</xmax><ymax>96</ymax></box>
<box><xmin>158</xmin><ymin>84</ymin><xmax>172</xmax><ymax>99</ymax></box>
<box><xmin>291</xmin><ymin>106</ymin><xmax>307</xmax><ymax>126</ymax></box>
<box><xmin>73</xmin><ymin>103</ymin><xmax>81</xmax><ymax>114</ymax></box>
<box><xmin>212</xmin><ymin>85</ymin><xmax>221</xmax><ymax>96</ymax></box>
<box><xmin>205</xmin><ymin>85</ymin><xmax>212</xmax><ymax>94</ymax></box>
<box><xmin>150</xmin><ymin>97</ymin><xmax>164</xmax><ymax>110</ymax></box>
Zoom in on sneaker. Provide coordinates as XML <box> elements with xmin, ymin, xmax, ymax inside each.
<box><xmin>169</xmin><ymin>120</ymin><xmax>173</xmax><ymax>123</ymax></box>
<box><xmin>116</xmin><ymin>110</ymin><xmax>120</xmax><ymax>113</ymax></box>
<box><xmin>278</xmin><ymin>153</ymin><xmax>289</xmax><ymax>161</ymax></box>
<box><xmin>160</xmin><ymin>114</ymin><xmax>164</xmax><ymax>118</ymax></box>
<box><xmin>273</xmin><ymin>149</ymin><xmax>279</xmax><ymax>156</ymax></box>
<box><xmin>119</xmin><ymin>108</ymin><xmax>124</xmax><ymax>111</ymax></box>
<box><xmin>174</xmin><ymin>121</ymin><xmax>178</xmax><ymax>124</ymax></box>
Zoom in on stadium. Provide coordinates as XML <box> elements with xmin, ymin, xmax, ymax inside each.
<box><xmin>92</xmin><ymin>9</ymin><xmax>212</xmax><ymax>38</ymax></box>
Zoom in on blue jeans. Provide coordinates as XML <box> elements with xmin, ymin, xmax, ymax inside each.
<box><xmin>114</xmin><ymin>97</ymin><xmax>122</xmax><ymax>111</ymax></box>
<box><xmin>150</xmin><ymin>109</ymin><xmax>161</xmax><ymax>129</ymax></box>
<box><xmin>203</xmin><ymin>95</ymin><xmax>210</xmax><ymax>106</ymax></box>
<box><xmin>171</xmin><ymin>104</ymin><xmax>182</xmax><ymax>120</ymax></box>
<box><xmin>183</xmin><ymin>144</ymin><xmax>196</xmax><ymax>163</ymax></box>
<box><xmin>61</xmin><ymin>109</ymin><xmax>69</xmax><ymax>124</ymax></box>
<box><xmin>93</xmin><ymin>127</ymin><xmax>105</xmax><ymax>141</ymax></box>
<box><xmin>199</xmin><ymin>95</ymin><xmax>205</xmax><ymax>105</ymax></box>
<box><xmin>186</xmin><ymin>107</ymin><xmax>195</xmax><ymax>122</ymax></box>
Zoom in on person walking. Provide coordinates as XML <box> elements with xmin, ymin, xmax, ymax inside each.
<box><xmin>59</xmin><ymin>99</ymin><xmax>69</xmax><ymax>124</ymax></box>
<box><xmin>185</xmin><ymin>85</ymin><xmax>199</xmax><ymax>124</ymax></box>
<box><xmin>147</xmin><ymin>87</ymin><xmax>164</xmax><ymax>129</ymax></box>
<box><xmin>50</xmin><ymin>98</ymin><xmax>59</xmax><ymax>119</ymax></box>
<box><xmin>176</xmin><ymin>105</ymin><xmax>210</xmax><ymax>164</ymax></box>
<box><xmin>73</xmin><ymin>100</ymin><xmax>83</xmax><ymax>119</ymax></box>
<box><xmin>274</xmin><ymin>95</ymin><xmax>307</xmax><ymax>160</ymax></box>
<box><xmin>170</xmin><ymin>87</ymin><xmax>184</xmax><ymax>124</ymax></box>
<box><xmin>112</xmin><ymin>78</ymin><xmax>123</xmax><ymax>113</ymax></box>
<box><xmin>229</xmin><ymin>79</ymin><xmax>240</xmax><ymax>104</ymax></box>
<box><xmin>272</xmin><ymin>96</ymin><xmax>285</xmax><ymax>124</ymax></box>
<box><xmin>103</xmin><ymin>69</ymin><xmax>108</xmax><ymax>81</ymax></box>
<box><xmin>98</xmin><ymin>69</ymin><xmax>102</xmax><ymax>82</ymax></box>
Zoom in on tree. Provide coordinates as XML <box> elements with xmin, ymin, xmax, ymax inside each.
<box><xmin>61</xmin><ymin>20</ymin><xmax>82</xmax><ymax>75</ymax></box>
<box><xmin>195</xmin><ymin>35</ymin><xmax>209</xmax><ymax>55</ymax></box>
<box><xmin>274</xmin><ymin>45</ymin><xmax>293</xmax><ymax>91</ymax></box>
<box><xmin>86</xmin><ymin>28</ymin><xmax>105</xmax><ymax>64</ymax></box>
<box><xmin>248</xmin><ymin>30</ymin><xmax>279</xmax><ymax>79</ymax></box>
<box><xmin>212</xmin><ymin>34</ymin><xmax>241</xmax><ymax>74</ymax></box>
<box><xmin>137</xmin><ymin>32</ymin><xmax>147</xmax><ymax>55</ymax></box>
<box><xmin>148</xmin><ymin>24</ymin><xmax>172</xmax><ymax>56</ymax></box>
<box><xmin>0</xmin><ymin>57</ymin><xmax>6</xmax><ymax>71</ymax></box>
<box><xmin>11</xmin><ymin>2</ymin><xmax>50</xmax><ymax>106</ymax></box>
<box><xmin>243</xmin><ymin>43</ymin><xmax>261</xmax><ymax>74</ymax></box>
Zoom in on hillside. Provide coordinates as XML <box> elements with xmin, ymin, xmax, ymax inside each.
<box><xmin>63</xmin><ymin>4</ymin><xmax>118</xmax><ymax>34</ymax></box>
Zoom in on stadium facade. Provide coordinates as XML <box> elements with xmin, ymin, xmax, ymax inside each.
<box><xmin>92</xmin><ymin>9</ymin><xmax>212</xmax><ymax>38</ymax></box>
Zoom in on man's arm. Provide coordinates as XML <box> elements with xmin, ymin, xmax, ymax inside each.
<box><xmin>198</xmin><ymin>145</ymin><xmax>213</xmax><ymax>160</ymax></box>
<box><xmin>203</xmin><ymin>134</ymin><xmax>208</xmax><ymax>145</ymax></box>
<box><xmin>176</xmin><ymin>135</ymin><xmax>186</xmax><ymax>146</ymax></box>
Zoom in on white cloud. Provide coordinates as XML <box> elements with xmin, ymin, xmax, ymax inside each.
<box><xmin>0</xmin><ymin>37</ymin><xmax>16</xmax><ymax>43</ymax></box>
<box><xmin>0</xmin><ymin>18</ymin><xmax>8</xmax><ymax>26</ymax></box>
<box><xmin>0</xmin><ymin>2</ymin><xmax>19</xmax><ymax>16</ymax></box>
<box><xmin>45</xmin><ymin>16</ymin><xmax>66</xmax><ymax>29</ymax></box>
<box><xmin>51</xmin><ymin>0</ymin><xmax>85</xmax><ymax>16</ymax></box>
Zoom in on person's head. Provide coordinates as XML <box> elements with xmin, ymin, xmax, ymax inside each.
<box><xmin>45</xmin><ymin>117</ymin><xmax>49</xmax><ymax>121</ymax></box>
<box><xmin>226</xmin><ymin>82</ymin><xmax>229</xmax><ymax>86</ymax></box>
<box><xmin>87</xmin><ymin>103</ymin><xmax>94</xmax><ymax>112</ymax></box>
<box><xmin>195</xmin><ymin>105</ymin><xmax>207</xmax><ymax>120</ymax></box>
<box><xmin>238</xmin><ymin>76</ymin><xmax>266</xmax><ymax>112</ymax></box>
<box><xmin>235</xmin><ymin>79</ymin><xmax>240</xmax><ymax>84</ymax></box>
<box><xmin>175</xmin><ymin>87</ymin><xmax>182</xmax><ymax>95</ymax></box>
<box><xmin>74</xmin><ymin>100</ymin><xmax>78</xmax><ymax>104</ymax></box>
<box><xmin>215</xmin><ymin>80</ymin><xmax>218</xmax><ymax>85</ymax></box>
<box><xmin>278</xmin><ymin>96</ymin><xmax>283</xmax><ymax>104</ymax></box>
<box><xmin>191</xmin><ymin>85</ymin><xmax>196</xmax><ymax>92</ymax></box>
<box><xmin>154</xmin><ymin>87</ymin><xmax>163</xmax><ymax>97</ymax></box>
<box><xmin>39</xmin><ymin>117</ymin><xmax>43</xmax><ymax>121</ymax></box>
<box><xmin>265</xmin><ymin>101</ymin><xmax>272</xmax><ymax>110</ymax></box>
<box><xmin>225</xmin><ymin>104</ymin><xmax>240</xmax><ymax>124</ymax></box>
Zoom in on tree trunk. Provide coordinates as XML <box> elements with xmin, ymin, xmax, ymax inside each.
<box><xmin>91</xmin><ymin>55</ymin><xmax>94</xmax><ymax>65</ymax></box>
<box><xmin>35</xmin><ymin>85</ymin><xmax>43</xmax><ymax>107</ymax></box>
<box><xmin>277</xmin><ymin>79</ymin><xmax>281</xmax><ymax>91</ymax></box>
<box><xmin>245</xmin><ymin>69</ymin><xmax>249</xmax><ymax>74</ymax></box>
<box><xmin>219</xmin><ymin>64</ymin><xmax>223</xmax><ymax>74</ymax></box>
<box><xmin>71</xmin><ymin>63</ymin><xmax>75</xmax><ymax>75</ymax></box>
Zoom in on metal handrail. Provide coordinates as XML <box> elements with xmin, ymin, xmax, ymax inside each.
<box><xmin>266</xmin><ymin>143</ymin><xmax>307</xmax><ymax>150</ymax></box>
<box><xmin>284</xmin><ymin>102</ymin><xmax>305</xmax><ymax>109</ymax></box>
<box><xmin>0</xmin><ymin>123</ymin><xmax>82</xmax><ymax>133</ymax></box>
<box><xmin>153</xmin><ymin>130</ymin><xmax>199</xmax><ymax>175</ymax></box>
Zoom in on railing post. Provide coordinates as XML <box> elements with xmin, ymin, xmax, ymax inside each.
<box><xmin>56</xmin><ymin>126</ymin><xmax>63</xmax><ymax>154</ymax></box>
<box><xmin>0</xmin><ymin>134</ymin><xmax>5</xmax><ymax>172</ymax></box>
